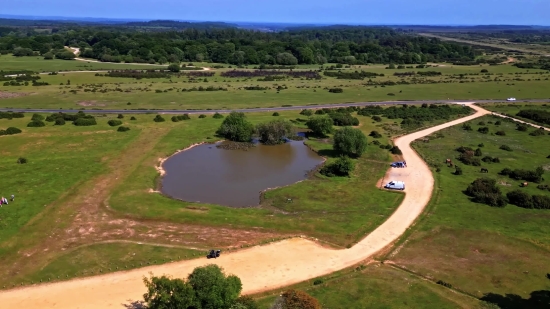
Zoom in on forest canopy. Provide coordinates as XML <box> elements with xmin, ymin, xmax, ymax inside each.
<box><xmin>0</xmin><ymin>25</ymin><xmax>479</xmax><ymax>65</ymax></box>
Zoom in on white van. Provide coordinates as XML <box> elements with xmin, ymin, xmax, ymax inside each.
<box><xmin>507</xmin><ymin>97</ymin><xmax>516</xmax><ymax>101</ymax></box>
<box><xmin>385</xmin><ymin>181</ymin><xmax>405</xmax><ymax>190</ymax></box>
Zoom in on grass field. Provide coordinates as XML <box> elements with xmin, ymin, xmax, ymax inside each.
<box><xmin>385</xmin><ymin>110</ymin><xmax>550</xmax><ymax>301</ymax></box>
<box><xmin>255</xmin><ymin>263</ymin><xmax>484</xmax><ymax>309</ymax></box>
<box><xmin>5</xmin><ymin>105</ymin><xmax>478</xmax><ymax>287</ymax></box>
<box><xmin>1</xmin><ymin>59</ymin><xmax>550</xmax><ymax>110</ymax></box>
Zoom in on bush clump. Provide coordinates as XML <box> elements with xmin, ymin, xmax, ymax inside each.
<box><xmin>507</xmin><ymin>190</ymin><xmax>550</xmax><ymax>209</ymax></box>
<box><xmin>320</xmin><ymin>156</ymin><xmax>355</xmax><ymax>177</ymax></box>
<box><xmin>31</xmin><ymin>114</ymin><xmax>44</xmax><ymax>121</ymax></box>
<box><xmin>474</xmin><ymin>148</ymin><xmax>483</xmax><ymax>157</ymax></box>
<box><xmin>499</xmin><ymin>145</ymin><xmax>513</xmax><ymax>151</ymax></box>
<box><xmin>390</xmin><ymin>146</ymin><xmax>402</xmax><ymax>155</ymax></box>
<box><xmin>495</xmin><ymin>130</ymin><xmax>506</xmax><ymax>136</ymax></box>
<box><xmin>272</xmin><ymin>112</ymin><xmax>280</xmax><ymax>116</ymax></box>
<box><xmin>27</xmin><ymin>120</ymin><xmax>46</xmax><ymax>127</ymax></box>
<box><xmin>216</xmin><ymin>111</ymin><xmax>254</xmax><ymax>142</ymax></box>
<box><xmin>17</xmin><ymin>157</ymin><xmax>27</xmax><ymax>164</ymax></box>
<box><xmin>198</xmin><ymin>114</ymin><xmax>206</xmax><ymax>118</ymax></box>
<box><xmin>117</xmin><ymin>126</ymin><xmax>130</xmax><ymax>132</ymax></box>
<box><xmin>117</xmin><ymin>114</ymin><xmax>124</xmax><ymax>119</ymax></box>
<box><xmin>171</xmin><ymin>114</ymin><xmax>191</xmax><ymax>122</ymax></box>
<box><xmin>73</xmin><ymin>117</ymin><xmax>97</xmax><ymax>126</ymax></box>
<box><xmin>529</xmin><ymin>128</ymin><xmax>546</xmax><ymax>136</ymax></box>
<box><xmin>108</xmin><ymin>119</ymin><xmax>123</xmax><ymax>127</ymax></box>
<box><xmin>333</xmin><ymin>126</ymin><xmax>368</xmax><ymax>157</ymax></box>
<box><xmin>369</xmin><ymin>130</ymin><xmax>382</xmax><ymax>138</ymax></box>
<box><xmin>256</xmin><ymin>119</ymin><xmax>293</xmax><ymax>145</ymax></box>
<box><xmin>54</xmin><ymin>118</ymin><xmax>66</xmax><ymax>126</ymax></box>
<box><xmin>306</xmin><ymin>115</ymin><xmax>333</xmax><ymax>136</ymax></box>
<box><xmin>0</xmin><ymin>112</ymin><xmax>24</xmax><ymax>119</ymax></box>
<box><xmin>454</xmin><ymin>165</ymin><xmax>463</xmax><ymax>175</ymax></box>
<box><xmin>465</xmin><ymin>178</ymin><xmax>507</xmax><ymax>207</ymax></box>
<box><xmin>153</xmin><ymin>115</ymin><xmax>165</xmax><ymax>122</ymax></box>
<box><xmin>0</xmin><ymin>127</ymin><xmax>22</xmax><ymax>135</ymax></box>
<box><xmin>500</xmin><ymin>166</ymin><xmax>544</xmax><ymax>183</ymax></box>
<box><xmin>130</xmin><ymin>116</ymin><xmax>137</xmax><ymax>120</ymax></box>
<box><xmin>372</xmin><ymin>115</ymin><xmax>382</xmax><ymax>122</ymax></box>
<box><xmin>328</xmin><ymin>87</ymin><xmax>343</xmax><ymax>93</ymax></box>
<box><xmin>212</xmin><ymin>112</ymin><xmax>224</xmax><ymax>119</ymax></box>
<box><xmin>329</xmin><ymin>112</ymin><xmax>359</xmax><ymax>126</ymax></box>
<box><xmin>516</xmin><ymin>123</ymin><xmax>529</xmax><ymax>131</ymax></box>
<box><xmin>300</xmin><ymin>109</ymin><xmax>313</xmax><ymax>116</ymax></box>
<box><xmin>478</xmin><ymin>127</ymin><xmax>489</xmax><ymax>134</ymax></box>
<box><xmin>462</xmin><ymin>123</ymin><xmax>473</xmax><ymax>131</ymax></box>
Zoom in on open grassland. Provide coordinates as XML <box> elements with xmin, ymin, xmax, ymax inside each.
<box><xmin>387</xmin><ymin>114</ymin><xmax>550</xmax><ymax>301</ymax></box>
<box><xmin>1</xmin><ymin>59</ymin><xmax>550</xmax><ymax>110</ymax></box>
<box><xmin>0</xmin><ymin>55</ymin><xmax>167</xmax><ymax>72</ymax></box>
<box><xmin>0</xmin><ymin>104</ymin><xmax>471</xmax><ymax>287</ymax></box>
<box><xmin>255</xmin><ymin>263</ymin><xmax>484</xmax><ymax>309</ymax></box>
<box><xmin>481</xmin><ymin>102</ymin><xmax>550</xmax><ymax>128</ymax></box>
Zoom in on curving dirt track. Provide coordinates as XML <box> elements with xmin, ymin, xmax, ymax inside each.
<box><xmin>0</xmin><ymin>103</ymin><xmax>491</xmax><ymax>309</ymax></box>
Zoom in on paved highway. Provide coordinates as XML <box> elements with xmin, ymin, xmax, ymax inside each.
<box><xmin>0</xmin><ymin>99</ymin><xmax>548</xmax><ymax>114</ymax></box>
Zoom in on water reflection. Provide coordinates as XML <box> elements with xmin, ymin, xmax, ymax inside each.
<box><xmin>161</xmin><ymin>141</ymin><xmax>323</xmax><ymax>208</ymax></box>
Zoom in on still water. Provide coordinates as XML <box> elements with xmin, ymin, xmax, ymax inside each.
<box><xmin>161</xmin><ymin>141</ymin><xmax>324</xmax><ymax>207</ymax></box>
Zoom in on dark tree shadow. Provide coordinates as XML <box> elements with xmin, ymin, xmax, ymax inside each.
<box><xmin>122</xmin><ymin>300</ymin><xmax>146</xmax><ymax>309</ymax></box>
<box><xmin>481</xmin><ymin>276</ymin><xmax>550</xmax><ymax>309</ymax></box>
<box><xmin>317</xmin><ymin>148</ymin><xmax>340</xmax><ymax>158</ymax></box>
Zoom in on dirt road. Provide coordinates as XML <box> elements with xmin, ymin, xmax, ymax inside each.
<box><xmin>0</xmin><ymin>103</ymin><xmax>491</xmax><ymax>309</ymax></box>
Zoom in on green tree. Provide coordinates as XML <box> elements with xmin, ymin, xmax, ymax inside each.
<box><xmin>256</xmin><ymin>120</ymin><xmax>293</xmax><ymax>145</ymax></box>
<box><xmin>320</xmin><ymin>156</ymin><xmax>355</xmax><ymax>177</ymax></box>
<box><xmin>167</xmin><ymin>63</ymin><xmax>181</xmax><ymax>72</ymax></box>
<box><xmin>276</xmin><ymin>52</ymin><xmax>298</xmax><ymax>65</ymax></box>
<box><xmin>43</xmin><ymin>52</ymin><xmax>54</xmax><ymax>60</ymax></box>
<box><xmin>333</xmin><ymin>126</ymin><xmax>368</xmax><ymax>157</ymax></box>
<box><xmin>217</xmin><ymin>111</ymin><xmax>254</xmax><ymax>142</ymax></box>
<box><xmin>188</xmin><ymin>264</ymin><xmax>242</xmax><ymax>309</ymax></box>
<box><xmin>306</xmin><ymin>116</ymin><xmax>333</xmax><ymax>136</ymax></box>
<box><xmin>143</xmin><ymin>275</ymin><xmax>196</xmax><ymax>309</ymax></box>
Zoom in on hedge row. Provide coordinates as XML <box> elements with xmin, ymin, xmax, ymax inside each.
<box><xmin>0</xmin><ymin>127</ymin><xmax>22</xmax><ymax>135</ymax></box>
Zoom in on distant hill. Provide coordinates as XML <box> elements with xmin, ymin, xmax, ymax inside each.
<box><xmin>122</xmin><ymin>20</ymin><xmax>237</xmax><ymax>29</ymax></box>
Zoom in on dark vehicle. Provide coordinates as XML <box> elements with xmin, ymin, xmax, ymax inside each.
<box><xmin>391</xmin><ymin>161</ymin><xmax>405</xmax><ymax>168</ymax></box>
<box><xmin>207</xmin><ymin>249</ymin><xmax>221</xmax><ymax>259</ymax></box>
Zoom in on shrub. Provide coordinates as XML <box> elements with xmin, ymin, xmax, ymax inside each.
<box><xmin>478</xmin><ymin>127</ymin><xmax>489</xmax><ymax>134</ymax></box>
<box><xmin>256</xmin><ymin>119</ymin><xmax>293</xmax><ymax>145</ymax></box>
<box><xmin>313</xmin><ymin>279</ymin><xmax>324</xmax><ymax>285</ymax></box>
<box><xmin>478</xmin><ymin>121</ymin><xmax>486</xmax><ymax>125</ymax></box>
<box><xmin>4</xmin><ymin>127</ymin><xmax>22</xmax><ymax>135</ymax></box>
<box><xmin>328</xmin><ymin>87</ymin><xmax>343</xmax><ymax>93</ymax></box>
<box><xmin>390</xmin><ymin>146</ymin><xmax>402</xmax><ymax>155</ymax></box>
<box><xmin>516</xmin><ymin>123</ymin><xmax>529</xmax><ymax>131</ymax></box>
<box><xmin>465</xmin><ymin>178</ymin><xmax>507</xmax><ymax>207</ymax></box>
<box><xmin>333</xmin><ymin>126</ymin><xmax>368</xmax><ymax>157</ymax></box>
<box><xmin>495</xmin><ymin>130</ymin><xmax>506</xmax><ymax>136</ymax></box>
<box><xmin>280</xmin><ymin>290</ymin><xmax>321</xmax><ymax>309</ymax></box>
<box><xmin>153</xmin><ymin>115</ymin><xmax>165</xmax><ymax>122</ymax></box>
<box><xmin>506</xmin><ymin>190</ymin><xmax>533</xmax><ymax>208</ymax></box>
<box><xmin>117</xmin><ymin>126</ymin><xmax>130</xmax><ymax>132</ymax></box>
<box><xmin>532</xmin><ymin>195</ymin><xmax>550</xmax><ymax>209</ymax></box>
<box><xmin>454</xmin><ymin>165</ymin><xmax>463</xmax><ymax>175</ymax></box>
<box><xmin>456</xmin><ymin>146</ymin><xmax>474</xmax><ymax>153</ymax></box>
<box><xmin>462</xmin><ymin>123</ymin><xmax>473</xmax><ymax>131</ymax></box>
<box><xmin>329</xmin><ymin>112</ymin><xmax>359</xmax><ymax>126</ymax></box>
<box><xmin>369</xmin><ymin>130</ymin><xmax>382</xmax><ymax>138</ymax></box>
<box><xmin>108</xmin><ymin>119</ymin><xmax>122</xmax><ymax>126</ymax></box>
<box><xmin>216</xmin><ymin>111</ymin><xmax>254</xmax><ymax>142</ymax></box>
<box><xmin>212</xmin><ymin>112</ymin><xmax>224</xmax><ymax>119</ymax></box>
<box><xmin>478</xmin><ymin>143</ymin><xmax>484</xmax><ymax>147</ymax></box>
<box><xmin>27</xmin><ymin>120</ymin><xmax>45</xmax><ymax>127</ymax></box>
<box><xmin>17</xmin><ymin>157</ymin><xmax>27</xmax><ymax>164</ymax></box>
<box><xmin>500</xmin><ymin>167</ymin><xmax>544</xmax><ymax>183</ymax></box>
<box><xmin>495</xmin><ymin>121</ymin><xmax>501</xmax><ymax>125</ymax></box>
<box><xmin>320</xmin><ymin>156</ymin><xmax>355</xmax><ymax>177</ymax></box>
<box><xmin>306</xmin><ymin>116</ymin><xmax>333</xmax><ymax>136</ymax></box>
<box><xmin>130</xmin><ymin>116</ymin><xmax>137</xmax><ymax>120</ymax></box>
<box><xmin>31</xmin><ymin>113</ymin><xmax>44</xmax><ymax>121</ymax></box>
<box><xmin>492</xmin><ymin>157</ymin><xmax>500</xmax><ymax>163</ymax></box>
<box><xmin>482</xmin><ymin>156</ymin><xmax>493</xmax><ymax>163</ymax></box>
<box><xmin>474</xmin><ymin>148</ymin><xmax>483</xmax><ymax>157</ymax></box>
<box><xmin>300</xmin><ymin>109</ymin><xmax>313</xmax><ymax>116</ymax></box>
<box><xmin>198</xmin><ymin>114</ymin><xmax>207</xmax><ymax>118</ymax></box>
<box><xmin>372</xmin><ymin>115</ymin><xmax>382</xmax><ymax>122</ymax></box>
<box><xmin>73</xmin><ymin>117</ymin><xmax>97</xmax><ymax>126</ymax></box>
<box><xmin>54</xmin><ymin>119</ymin><xmax>65</xmax><ymax>126</ymax></box>
<box><xmin>272</xmin><ymin>112</ymin><xmax>280</xmax><ymax>116</ymax></box>
<box><xmin>499</xmin><ymin>145</ymin><xmax>512</xmax><ymax>151</ymax></box>
<box><xmin>117</xmin><ymin>114</ymin><xmax>124</xmax><ymax>119</ymax></box>
<box><xmin>529</xmin><ymin>128</ymin><xmax>546</xmax><ymax>136</ymax></box>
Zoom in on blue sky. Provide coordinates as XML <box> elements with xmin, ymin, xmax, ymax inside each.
<box><xmin>3</xmin><ymin>0</ymin><xmax>549</xmax><ymax>25</ymax></box>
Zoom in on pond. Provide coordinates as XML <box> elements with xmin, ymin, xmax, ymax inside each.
<box><xmin>161</xmin><ymin>141</ymin><xmax>324</xmax><ymax>208</ymax></box>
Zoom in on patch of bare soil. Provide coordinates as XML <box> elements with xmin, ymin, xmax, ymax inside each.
<box><xmin>77</xmin><ymin>100</ymin><xmax>107</xmax><ymax>107</ymax></box>
<box><xmin>0</xmin><ymin>91</ymin><xmax>28</xmax><ymax>100</ymax></box>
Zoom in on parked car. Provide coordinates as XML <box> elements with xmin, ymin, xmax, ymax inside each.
<box><xmin>391</xmin><ymin>161</ymin><xmax>405</xmax><ymax>168</ymax></box>
<box><xmin>507</xmin><ymin>97</ymin><xmax>516</xmax><ymax>101</ymax></box>
<box><xmin>207</xmin><ymin>250</ymin><xmax>221</xmax><ymax>259</ymax></box>
<box><xmin>385</xmin><ymin>181</ymin><xmax>405</xmax><ymax>190</ymax></box>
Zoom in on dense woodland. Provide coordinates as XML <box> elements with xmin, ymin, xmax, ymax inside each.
<box><xmin>0</xmin><ymin>25</ymin><xmax>480</xmax><ymax>65</ymax></box>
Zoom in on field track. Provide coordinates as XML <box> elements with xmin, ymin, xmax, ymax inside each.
<box><xmin>0</xmin><ymin>103</ymin><xmax>496</xmax><ymax>309</ymax></box>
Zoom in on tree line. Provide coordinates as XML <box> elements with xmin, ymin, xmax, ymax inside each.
<box><xmin>0</xmin><ymin>26</ymin><xmax>478</xmax><ymax>65</ymax></box>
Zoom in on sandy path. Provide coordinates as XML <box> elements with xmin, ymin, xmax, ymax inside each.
<box><xmin>0</xmin><ymin>103</ymin><xmax>491</xmax><ymax>309</ymax></box>
<box><xmin>489</xmin><ymin>110</ymin><xmax>549</xmax><ymax>131</ymax></box>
